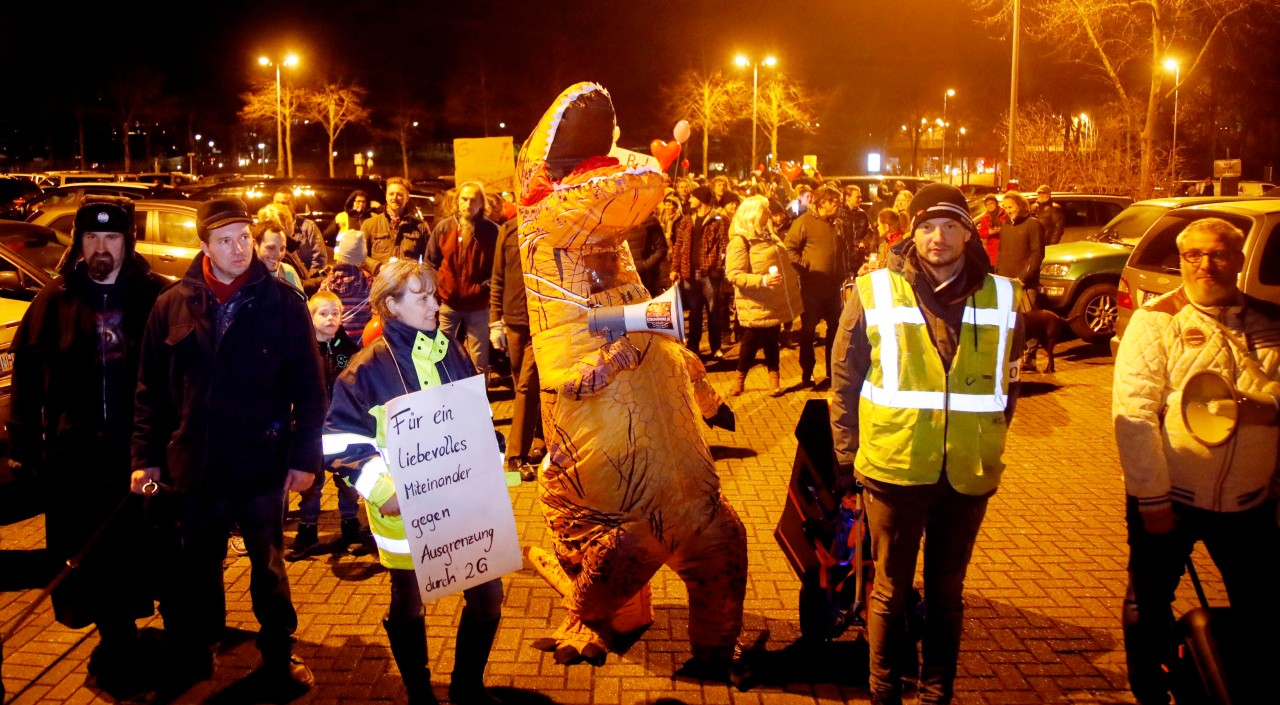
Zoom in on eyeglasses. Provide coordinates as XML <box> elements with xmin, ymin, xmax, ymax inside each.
<box><xmin>1179</xmin><ymin>250</ymin><xmax>1236</xmax><ymax>266</ymax></box>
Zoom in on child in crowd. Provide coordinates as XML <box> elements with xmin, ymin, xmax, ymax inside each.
<box><xmin>321</xmin><ymin>230</ymin><xmax>374</xmax><ymax>346</ymax></box>
<box><xmin>287</xmin><ymin>290</ymin><xmax>365</xmax><ymax>561</ymax></box>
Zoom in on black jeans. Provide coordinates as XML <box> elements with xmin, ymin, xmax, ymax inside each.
<box><xmin>862</xmin><ymin>474</ymin><xmax>990</xmax><ymax>704</ymax></box>
<box><xmin>163</xmin><ymin>490</ymin><xmax>298</xmax><ymax>663</ymax></box>
<box><xmin>388</xmin><ymin>568</ymin><xmax>503</xmax><ymax>623</ymax></box>
<box><xmin>736</xmin><ymin>325</ymin><xmax>780</xmax><ymax>374</ymax></box>
<box><xmin>504</xmin><ymin>324</ymin><xmax>543</xmax><ymax>463</ymax></box>
<box><xmin>799</xmin><ymin>290</ymin><xmax>841</xmax><ymax>379</ymax></box>
<box><xmin>1122</xmin><ymin>497</ymin><xmax>1280</xmax><ymax>705</ymax></box>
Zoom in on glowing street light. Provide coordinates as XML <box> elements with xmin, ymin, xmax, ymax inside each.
<box><xmin>735</xmin><ymin>53</ymin><xmax>778</xmax><ymax>173</ymax></box>
<box><xmin>1164</xmin><ymin>57</ymin><xmax>1180</xmax><ymax>181</ymax></box>
<box><xmin>258</xmin><ymin>53</ymin><xmax>299</xmax><ymax>177</ymax></box>
<box><xmin>942</xmin><ymin>88</ymin><xmax>956</xmax><ymax>182</ymax></box>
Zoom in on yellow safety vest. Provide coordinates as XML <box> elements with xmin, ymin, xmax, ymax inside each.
<box><xmin>854</xmin><ymin>267</ymin><xmax>1019</xmax><ymax>495</ymax></box>
<box><xmin>323</xmin><ymin>426</ymin><xmax>412</xmax><ymax>569</ymax></box>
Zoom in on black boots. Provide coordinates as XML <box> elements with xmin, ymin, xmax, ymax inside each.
<box><xmin>448</xmin><ymin>614</ymin><xmax>501</xmax><ymax>705</ymax></box>
<box><xmin>384</xmin><ymin>617</ymin><xmax>437</xmax><ymax>705</ymax></box>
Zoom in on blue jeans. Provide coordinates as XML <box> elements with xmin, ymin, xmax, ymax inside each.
<box><xmin>439</xmin><ymin>305</ymin><xmax>491</xmax><ymax>378</ymax></box>
<box><xmin>297</xmin><ymin>470</ymin><xmax>360</xmax><ymax>524</ymax></box>
<box><xmin>681</xmin><ymin>275</ymin><xmax>724</xmax><ymax>356</ymax></box>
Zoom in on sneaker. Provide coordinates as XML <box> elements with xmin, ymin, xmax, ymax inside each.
<box><xmin>798</xmin><ymin>376</ymin><xmax>814</xmax><ymax>389</ymax></box>
<box><xmin>286</xmin><ymin>523</ymin><xmax>319</xmax><ymax>561</ymax></box>
<box><xmin>712</xmin><ymin>349</ymin><xmax>726</xmax><ymax>362</ymax></box>
<box><xmin>340</xmin><ymin>518</ymin><xmax>365</xmax><ymax>546</ymax></box>
<box><xmin>229</xmin><ymin>533</ymin><xmax>249</xmax><ymax>557</ymax></box>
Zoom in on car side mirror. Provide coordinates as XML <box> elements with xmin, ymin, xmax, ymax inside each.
<box><xmin>0</xmin><ymin>270</ymin><xmax>23</xmax><ymax>293</ymax></box>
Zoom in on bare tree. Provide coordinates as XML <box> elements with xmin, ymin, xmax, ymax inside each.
<box><xmin>105</xmin><ymin>69</ymin><xmax>167</xmax><ymax>173</ymax></box>
<box><xmin>239</xmin><ymin>81</ymin><xmax>310</xmax><ymax>177</ymax></box>
<box><xmin>756</xmin><ymin>74</ymin><xmax>818</xmax><ymax>166</ymax></box>
<box><xmin>302</xmin><ymin>83</ymin><xmax>371</xmax><ymax>178</ymax></box>
<box><xmin>666</xmin><ymin>70</ymin><xmax>747</xmax><ymax>175</ymax></box>
<box><xmin>971</xmin><ymin>0</ymin><xmax>1277</xmax><ymax>197</ymax></box>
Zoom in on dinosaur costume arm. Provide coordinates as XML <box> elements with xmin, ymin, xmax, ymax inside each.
<box><xmin>678</xmin><ymin>345</ymin><xmax>726</xmax><ymax>419</ymax></box>
<box><xmin>557</xmin><ymin>335</ymin><xmax>643</xmax><ymax>400</ymax></box>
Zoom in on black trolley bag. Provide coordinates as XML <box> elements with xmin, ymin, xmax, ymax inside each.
<box><xmin>1168</xmin><ymin>558</ymin><xmax>1268</xmax><ymax>704</ymax></box>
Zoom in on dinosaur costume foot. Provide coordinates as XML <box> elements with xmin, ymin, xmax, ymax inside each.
<box><xmin>530</xmin><ymin>617</ymin><xmax>610</xmax><ymax>666</ymax></box>
<box><xmin>674</xmin><ymin>643</ymin><xmax>749</xmax><ymax>689</ymax></box>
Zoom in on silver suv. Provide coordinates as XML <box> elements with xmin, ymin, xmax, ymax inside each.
<box><xmin>1113</xmin><ymin>199</ymin><xmax>1280</xmax><ymax>353</ymax></box>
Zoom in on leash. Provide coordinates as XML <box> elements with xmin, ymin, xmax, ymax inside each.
<box><xmin>0</xmin><ymin>480</ymin><xmax>170</xmax><ymax>645</ymax></box>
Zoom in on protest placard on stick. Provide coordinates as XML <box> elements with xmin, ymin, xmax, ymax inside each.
<box><xmin>384</xmin><ymin>374</ymin><xmax>522</xmax><ymax>603</ymax></box>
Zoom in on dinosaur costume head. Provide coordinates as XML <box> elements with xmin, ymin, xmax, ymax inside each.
<box><xmin>517</xmin><ymin>82</ymin><xmax>666</xmax><ymax>252</ymax></box>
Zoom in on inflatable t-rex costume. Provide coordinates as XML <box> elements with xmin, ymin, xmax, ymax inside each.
<box><xmin>516</xmin><ymin>82</ymin><xmax>747</xmax><ymax>674</ymax></box>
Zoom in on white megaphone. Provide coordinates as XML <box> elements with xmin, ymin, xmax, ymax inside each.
<box><xmin>1180</xmin><ymin>370</ymin><xmax>1280</xmax><ymax>446</ymax></box>
<box><xmin>587</xmin><ymin>286</ymin><xmax>684</xmax><ymax>343</ymax></box>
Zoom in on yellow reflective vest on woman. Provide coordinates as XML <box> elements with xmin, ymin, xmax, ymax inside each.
<box><xmin>853</xmin><ymin>267</ymin><xmax>1020</xmax><ymax>495</ymax></box>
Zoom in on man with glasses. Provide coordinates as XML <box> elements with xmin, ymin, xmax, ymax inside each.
<box><xmin>1113</xmin><ymin>217</ymin><xmax>1280</xmax><ymax>705</ymax></box>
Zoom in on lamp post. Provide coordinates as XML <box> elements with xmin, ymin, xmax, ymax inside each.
<box><xmin>958</xmin><ymin>126</ymin><xmax>967</xmax><ymax>185</ymax></box>
<box><xmin>735</xmin><ymin>54</ymin><xmax>777</xmax><ymax>175</ymax></box>
<box><xmin>942</xmin><ymin>88</ymin><xmax>955</xmax><ymax>182</ymax></box>
<box><xmin>1164</xmin><ymin>57</ymin><xmax>1180</xmax><ymax>183</ymax></box>
<box><xmin>258</xmin><ymin>54</ymin><xmax>298</xmax><ymax>178</ymax></box>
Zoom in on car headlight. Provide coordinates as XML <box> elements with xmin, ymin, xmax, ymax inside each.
<box><xmin>1040</xmin><ymin>263</ymin><xmax>1070</xmax><ymax>278</ymax></box>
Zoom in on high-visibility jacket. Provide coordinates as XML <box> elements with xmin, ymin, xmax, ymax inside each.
<box><xmin>323</xmin><ymin>318</ymin><xmax>478</xmax><ymax>569</ymax></box>
<box><xmin>854</xmin><ymin>267</ymin><xmax>1019</xmax><ymax>495</ymax></box>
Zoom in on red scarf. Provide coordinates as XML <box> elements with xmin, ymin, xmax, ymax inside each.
<box><xmin>202</xmin><ymin>256</ymin><xmax>252</xmax><ymax>304</ymax></box>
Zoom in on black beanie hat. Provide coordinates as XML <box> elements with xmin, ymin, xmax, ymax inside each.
<box><xmin>690</xmin><ymin>185</ymin><xmax>714</xmax><ymax>205</ymax></box>
<box><xmin>908</xmin><ymin>183</ymin><xmax>976</xmax><ymax>236</ymax></box>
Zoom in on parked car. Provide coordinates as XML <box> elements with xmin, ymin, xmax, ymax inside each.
<box><xmin>16</xmin><ymin>182</ymin><xmax>187</xmax><ymax>221</ymax></box>
<box><xmin>33</xmin><ymin>200</ymin><xmax>199</xmax><ymax>280</ymax></box>
<box><xmin>34</xmin><ymin>172</ymin><xmax>119</xmax><ymax>189</ymax></box>
<box><xmin>0</xmin><ymin>177</ymin><xmax>42</xmax><ymax>220</ymax></box>
<box><xmin>1112</xmin><ymin>198</ymin><xmax>1280</xmax><ymax>354</ymax></box>
<box><xmin>1038</xmin><ymin>197</ymin><xmax>1235</xmax><ymax>341</ymax></box>
<box><xmin>825</xmin><ymin>175</ymin><xmax>935</xmax><ymax>204</ymax></box>
<box><xmin>0</xmin><ymin>223</ymin><xmax>67</xmax><ymax>451</ymax></box>
<box><xmin>137</xmin><ymin>172</ymin><xmax>199</xmax><ymax>187</ymax></box>
<box><xmin>187</xmin><ymin>177</ymin><xmax>386</xmax><ymax>239</ymax></box>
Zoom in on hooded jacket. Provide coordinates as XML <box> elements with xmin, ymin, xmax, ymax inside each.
<box><xmin>830</xmin><ymin>235</ymin><xmax>1023</xmax><ymax>485</ymax></box>
<box><xmin>726</xmin><ymin>225</ymin><xmax>803</xmax><ymax>328</ymax></box>
<box><xmin>132</xmin><ymin>253</ymin><xmax>327</xmax><ymax>497</ymax></box>
<box><xmin>324</xmin><ymin>190</ymin><xmax>373</xmax><ymax>242</ymax></box>
<box><xmin>426</xmin><ymin>213</ymin><xmax>498</xmax><ymax>312</ymax></box>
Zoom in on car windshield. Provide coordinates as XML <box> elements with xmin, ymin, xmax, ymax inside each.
<box><xmin>0</xmin><ymin>230</ymin><xmax>67</xmax><ymax>276</ymax></box>
<box><xmin>1091</xmin><ymin>204</ymin><xmax>1167</xmax><ymax>246</ymax></box>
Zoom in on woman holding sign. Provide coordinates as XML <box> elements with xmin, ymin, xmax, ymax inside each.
<box><xmin>324</xmin><ymin>260</ymin><xmax>502</xmax><ymax>705</ymax></box>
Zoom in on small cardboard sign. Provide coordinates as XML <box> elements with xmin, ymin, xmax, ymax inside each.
<box><xmin>384</xmin><ymin>374</ymin><xmax>522</xmax><ymax>603</ymax></box>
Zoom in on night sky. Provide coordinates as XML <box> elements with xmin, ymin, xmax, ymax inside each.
<box><xmin>4</xmin><ymin>0</ymin><xmax>1271</xmax><ymax>177</ymax></box>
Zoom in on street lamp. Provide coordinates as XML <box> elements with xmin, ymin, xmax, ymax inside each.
<box><xmin>942</xmin><ymin>89</ymin><xmax>955</xmax><ymax>182</ymax></box>
<box><xmin>258</xmin><ymin>53</ymin><xmax>299</xmax><ymax>178</ymax></box>
<box><xmin>1164</xmin><ymin>57</ymin><xmax>1180</xmax><ymax>182</ymax></box>
<box><xmin>735</xmin><ymin>54</ymin><xmax>777</xmax><ymax>174</ymax></box>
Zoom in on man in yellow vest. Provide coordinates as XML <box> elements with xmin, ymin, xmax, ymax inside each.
<box><xmin>830</xmin><ymin>183</ymin><xmax>1025</xmax><ymax>705</ymax></box>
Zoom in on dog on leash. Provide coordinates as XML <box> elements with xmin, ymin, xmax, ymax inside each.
<box><xmin>1021</xmin><ymin>309</ymin><xmax>1080</xmax><ymax>373</ymax></box>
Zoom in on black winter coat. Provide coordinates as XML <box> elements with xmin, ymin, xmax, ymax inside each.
<box><xmin>10</xmin><ymin>254</ymin><xmax>168</xmax><ymax>479</ymax></box>
<box><xmin>132</xmin><ymin>254</ymin><xmax>327</xmax><ymax>497</ymax></box>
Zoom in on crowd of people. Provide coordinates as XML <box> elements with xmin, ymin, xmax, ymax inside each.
<box><xmin>7</xmin><ymin>164</ymin><xmax>1272</xmax><ymax>705</ymax></box>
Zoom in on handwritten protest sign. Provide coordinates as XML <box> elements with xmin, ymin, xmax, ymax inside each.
<box><xmin>608</xmin><ymin>145</ymin><xmax>662</xmax><ymax>172</ymax></box>
<box><xmin>384</xmin><ymin>374</ymin><xmax>522</xmax><ymax>603</ymax></box>
<box><xmin>454</xmin><ymin>137</ymin><xmax>517</xmax><ymax>193</ymax></box>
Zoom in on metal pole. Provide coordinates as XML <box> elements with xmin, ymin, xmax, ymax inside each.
<box><xmin>751</xmin><ymin>63</ymin><xmax>759</xmax><ymax>174</ymax></box>
<box><xmin>942</xmin><ymin>92</ymin><xmax>948</xmax><ymax>182</ymax></box>
<box><xmin>274</xmin><ymin>62</ymin><xmax>284</xmax><ymax>178</ymax></box>
<box><xmin>1171</xmin><ymin>66</ymin><xmax>1179</xmax><ymax>183</ymax></box>
<box><xmin>1007</xmin><ymin>0</ymin><xmax>1020</xmax><ymax>186</ymax></box>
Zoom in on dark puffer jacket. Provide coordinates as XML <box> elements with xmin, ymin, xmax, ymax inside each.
<box><xmin>132</xmin><ymin>254</ymin><xmax>327</xmax><ymax>497</ymax></box>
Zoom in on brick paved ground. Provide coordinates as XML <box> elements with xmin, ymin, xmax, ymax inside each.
<box><xmin>0</xmin><ymin>337</ymin><xmax>1227</xmax><ymax>705</ymax></box>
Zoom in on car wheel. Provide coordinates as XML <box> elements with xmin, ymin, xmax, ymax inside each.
<box><xmin>1068</xmin><ymin>282</ymin><xmax>1119</xmax><ymax>342</ymax></box>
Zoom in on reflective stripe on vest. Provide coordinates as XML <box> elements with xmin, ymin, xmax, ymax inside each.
<box><xmin>855</xmin><ymin>268</ymin><xmax>1018</xmax><ymax>494</ymax></box>
<box><xmin>860</xmin><ymin>268</ymin><xmax>1015</xmax><ymax>412</ymax></box>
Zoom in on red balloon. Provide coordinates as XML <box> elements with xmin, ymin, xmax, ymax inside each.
<box><xmin>362</xmin><ymin>314</ymin><xmax>384</xmax><ymax>347</ymax></box>
<box><xmin>681</xmin><ymin>159</ymin><xmax>690</xmax><ymax>170</ymax></box>
<box><xmin>781</xmin><ymin>161</ymin><xmax>803</xmax><ymax>182</ymax></box>
<box><xmin>650</xmin><ymin>139</ymin><xmax>682</xmax><ymax>171</ymax></box>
